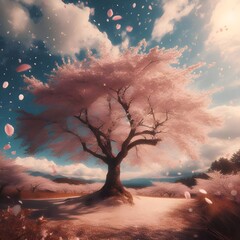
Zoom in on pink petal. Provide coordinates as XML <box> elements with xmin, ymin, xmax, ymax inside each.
<box><xmin>4</xmin><ymin>124</ymin><xmax>14</xmax><ymax>137</ymax></box>
<box><xmin>132</xmin><ymin>3</ymin><xmax>136</xmax><ymax>8</ymax></box>
<box><xmin>11</xmin><ymin>151</ymin><xmax>16</xmax><ymax>155</ymax></box>
<box><xmin>112</xmin><ymin>15</ymin><xmax>122</xmax><ymax>21</ymax></box>
<box><xmin>90</xmin><ymin>8</ymin><xmax>95</xmax><ymax>16</ymax></box>
<box><xmin>116</xmin><ymin>24</ymin><xmax>121</xmax><ymax>30</ymax></box>
<box><xmin>16</xmin><ymin>64</ymin><xmax>31</xmax><ymax>73</ymax></box>
<box><xmin>204</xmin><ymin>197</ymin><xmax>213</xmax><ymax>204</ymax></box>
<box><xmin>107</xmin><ymin>9</ymin><xmax>113</xmax><ymax>18</ymax></box>
<box><xmin>199</xmin><ymin>189</ymin><xmax>207</xmax><ymax>194</ymax></box>
<box><xmin>12</xmin><ymin>205</ymin><xmax>21</xmax><ymax>216</ymax></box>
<box><xmin>19</xmin><ymin>94</ymin><xmax>24</xmax><ymax>101</ymax></box>
<box><xmin>3</xmin><ymin>144</ymin><xmax>11</xmax><ymax>150</ymax></box>
<box><xmin>126</xmin><ymin>26</ymin><xmax>133</xmax><ymax>32</ymax></box>
<box><xmin>148</xmin><ymin>5</ymin><xmax>152</xmax><ymax>10</ymax></box>
<box><xmin>2</xmin><ymin>81</ymin><xmax>9</xmax><ymax>89</ymax></box>
<box><xmin>184</xmin><ymin>191</ymin><xmax>191</xmax><ymax>199</ymax></box>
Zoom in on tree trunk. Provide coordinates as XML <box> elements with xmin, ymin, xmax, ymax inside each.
<box><xmin>0</xmin><ymin>184</ymin><xmax>7</xmax><ymax>196</ymax></box>
<box><xmin>99</xmin><ymin>163</ymin><xmax>133</xmax><ymax>204</ymax></box>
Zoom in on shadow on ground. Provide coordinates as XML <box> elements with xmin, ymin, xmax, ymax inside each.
<box><xmin>1</xmin><ymin>194</ymin><xmax>240</xmax><ymax>240</ymax></box>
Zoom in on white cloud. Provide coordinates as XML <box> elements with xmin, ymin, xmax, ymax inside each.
<box><xmin>209</xmin><ymin>105</ymin><xmax>240</xmax><ymax>140</ymax></box>
<box><xmin>152</xmin><ymin>0</ymin><xmax>196</xmax><ymax>41</ymax></box>
<box><xmin>0</xmin><ymin>0</ymin><xmax>116</xmax><ymax>56</ymax></box>
<box><xmin>15</xmin><ymin>156</ymin><xmax>106</xmax><ymax>180</ymax></box>
<box><xmin>31</xmin><ymin>1</ymin><xmax>115</xmax><ymax>56</ymax></box>
<box><xmin>205</xmin><ymin>0</ymin><xmax>240</xmax><ymax>69</ymax></box>
<box><xmin>14</xmin><ymin>155</ymin><xmax>180</xmax><ymax>180</ymax></box>
<box><xmin>200</xmin><ymin>105</ymin><xmax>240</xmax><ymax>163</ymax></box>
<box><xmin>0</xmin><ymin>0</ymin><xmax>31</xmax><ymax>44</ymax></box>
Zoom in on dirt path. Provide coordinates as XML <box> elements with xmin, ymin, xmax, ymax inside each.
<box><xmin>1</xmin><ymin>196</ymin><xmax>203</xmax><ymax>239</ymax></box>
<box><xmin>55</xmin><ymin>196</ymin><xmax>193</xmax><ymax>229</ymax></box>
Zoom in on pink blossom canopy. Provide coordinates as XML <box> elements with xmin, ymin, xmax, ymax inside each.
<box><xmin>18</xmin><ymin>42</ymin><xmax>219</xmax><ymax>166</ymax></box>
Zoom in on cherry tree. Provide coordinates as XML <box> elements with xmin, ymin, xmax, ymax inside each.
<box><xmin>17</xmin><ymin>42</ymin><xmax>219</xmax><ymax>203</ymax></box>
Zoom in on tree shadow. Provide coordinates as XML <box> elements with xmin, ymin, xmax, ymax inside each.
<box><xmin>29</xmin><ymin>192</ymin><xmax>130</xmax><ymax>220</ymax></box>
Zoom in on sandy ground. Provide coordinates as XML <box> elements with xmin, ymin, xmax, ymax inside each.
<box><xmin>1</xmin><ymin>196</ymin><xmax>201</xmax><ymax>239</ymax></box>
<box><xmin>53</xmin><ymin>196</ymin><xmax>193</xmax><ymax>229</ymax></box>
<box><xmin>24</xmin><ymin>196</ymin><xmax>197</xmax><ymax>228</ymax></box>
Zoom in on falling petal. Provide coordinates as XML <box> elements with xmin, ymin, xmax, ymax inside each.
<box><xmin>112</xmin><ymin>15</ymin><xmax>122</xmax><ymax>21</ymax></box>
<box><xmin>90</xmin><ymin>8</ymin><xmax>95</xmax><ymax>16</ymax></box>
<box><xmin>5</xmin><ymin>124</ymin><xmax>14</xmax><ymax>137</ymax></box>
<box><xmin>231</xmin><ymin>190</ymin><xmax>237</xmax><ymax>196</ymax></box>
<box><xmin>11</xmin><ymin>151</ymin><xmax>16</xmax><ymax>155</ymax></box>
<box><xmin>19</xmin><ymin>94</ymin><xmax>24</xmax><ymax>101</ymax></box>
<box><xmin>132</xmin><ymin>3</ymin><xmax>136</xmax><ymax>8</ymax></box>
<box><xmin>2</xmin><ymin>81</ymin><xmax>9</xmax><ymax>89</ymax></box>
<box><xmin>148</xmin><ymin>5</ymin><xmax>152</xmax><ymax>10</ymax></box>
<box><xmin>12</xmin><ymin>205</ymin><xmax>21</xmax><ymax>216</ymax></box>
<box><xmin>39</xmin><ymin>216</ymin><xmax>44</xmax><ymax>220</ymax></box>
<box><xmin>199</xmin><ymin>189</ymin><xmax>207</xmax><ymax>194</ymax></box>
<box><xmin>126</xmin><ymin>26</ymin><xmax>133</xmax><ymax>32</ymax></box>
<box><xmin>18</xmin><ymin>200</ymin><xmax>23</xmax><ymax>204</ymax></box>
<box><xmin>3</xmin><ymin>144</ymin><xmax>11</xmax><ymax>150</ymax></box>
<box><xmin>16</xmin><ymin>64</ymin><xmax>31</xmax><ymax>73</ymax></box>
<box><xmin>107</xmin><ymin>9</ymin><xmax>113</xmax><ymax>18</ymax></box>
<box><xmin>184</xmin><ymin>191</ymin><xmax>191</xmax><ymax>199</ymax></box>
<box><xmin>204</xmin><ymin>197</ymin><xmax>213</xmax><ymax>204</ymax></box>
<box><xmin>116</xmin><ymin>24</ymin><xmax>121</xmax><ymax>30</ymax></box>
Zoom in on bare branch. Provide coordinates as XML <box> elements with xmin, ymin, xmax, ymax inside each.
<box><xmin>74</xmin><ymin>111</ymin><xmax>113</xmax><ymax>158</ymax></box>
<box><xmin>64</xmin><ymin>128</ymin><xmax>108</xmax><ymax>163</ymax></box>
<box><xmin>134</xmin><ymin>130</ymin><xmax>162</xmax><ymax>137</ymax></box>
<box><xmin>127</xmin><ymin>138</ymin><xmax>161</xmax><ymax>151</ymax></box>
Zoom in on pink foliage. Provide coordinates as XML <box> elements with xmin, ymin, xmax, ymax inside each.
<box><xmin>135</xmin><ymin>182</ymin><xmax>191</xmax><ymax>198</ymax></box>
<box><xmin>18</xmin><ymin>43</ymin><xmax>219</xmax><ymax>166</ymax></box>
<box><xmin>192</xmin><ymin>172</ymin><xmax>240</xmax><ymax>203</ymax></box>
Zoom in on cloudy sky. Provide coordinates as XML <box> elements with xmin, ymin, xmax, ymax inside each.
<box><xmin>0</xmin><ymin>0</ymin><xmax>240</xmax><ymax>180</ymax></box>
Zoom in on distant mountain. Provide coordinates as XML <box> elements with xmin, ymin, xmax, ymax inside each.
<box><xmin>175</xmin><ymin>172</ymin><xmax>209</xmax><ymax>187</ymax></box>
<box><xmin>53</xmin><ymin>177</ymin><xmax>95</xmax><ymax>185</ymax></box>
<box><xmin>28</xmin><ymin>171</ymin><xmax>65</xmax><ymax>180</ymax></box>
<box><xmin>28</xmin><ymin>171</ymin><xmax>197</xmax><ymax>188</ymax></box>
<box><xmin>122</xmin><ymin>177</ymin><xmax>181</xmax><ymax>188</ymax></box>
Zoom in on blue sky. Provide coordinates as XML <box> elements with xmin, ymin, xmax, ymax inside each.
<box><xmin>1</xmin><ymin>0</ymin><xmax>240</xmax><ymax>179</ymax></box>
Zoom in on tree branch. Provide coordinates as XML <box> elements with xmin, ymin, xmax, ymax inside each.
<box><xmin>127</xmin><ymin>138</ymin><xmax>161</xmax><ymax>151</ymax></box>
<box><xmin>115</xmin><ymin>87</ymin><xmax>137</xmax><ymax>162</ymax></box>
<box><xmin>134</xmin><ymin>130</ymin><xmax>162</xmax><ymax>137</ymax></box>
<box><xmin>74</xmin><ymin>110</ymin><xmax>114</xmax><ymax>158</ymax></box>
<box><xmin>64</xmin><ymin>128</ymin><xmax>108</xmax><ymax>164</ymax></box>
